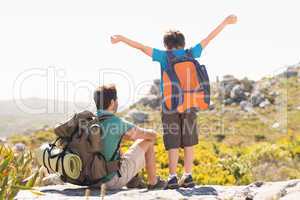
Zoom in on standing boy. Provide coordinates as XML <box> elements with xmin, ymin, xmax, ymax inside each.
<box><xmin>111</xmin><ymin>15</ymin><xmax>237</xmax><ymax>189</ymax></box>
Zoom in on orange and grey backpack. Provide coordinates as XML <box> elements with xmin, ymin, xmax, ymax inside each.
<box><xmin>162</xmin><ymin>49</ymin><xmax>210</xmax><ymax>113</ymax></box>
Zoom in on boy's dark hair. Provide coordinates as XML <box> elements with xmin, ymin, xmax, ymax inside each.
<box><xmin>163</xmin><ymin>30</ymin><xmax>185</xmax><ymax>50</ymax></box>
<box><xmin>93</xmin><ymin>84</ymin><xmax>117</xmax><ymax>110</ymax></box>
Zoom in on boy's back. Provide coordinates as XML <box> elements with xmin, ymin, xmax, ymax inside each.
<box><xmin>110</xmin><ymin>14</ymin><xmax>237</xmax><ymax>189</ymax></box>
<box><xmin>152</xmin><ymin>43</ymin><xmax>203</xmax><ymax>94</ymax></box>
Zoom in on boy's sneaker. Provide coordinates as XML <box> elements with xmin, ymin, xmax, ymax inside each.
<box><xmin>147</xmin><ymin>177</ymin><xmax>166</xmax><ymax>190</ymax></box>
<box><xmin>164</xmin><ymin>176</ymin><xmax>179</xmax><ymax>190</ymax></box>
<box><xmin>179</xmin><ymin>175</ymin><xmax>195</xmax><ymax>188</ymax></box>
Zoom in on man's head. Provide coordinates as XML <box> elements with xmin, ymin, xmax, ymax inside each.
<box><xmin>163</xmin><ymin>30</ymin><xmax>185</xmax><ymax>50</ymax></box>
<box><xmin>93</xmin><ymin>84</ymin><xmax>118</xmax><ymax>113</ymax></box>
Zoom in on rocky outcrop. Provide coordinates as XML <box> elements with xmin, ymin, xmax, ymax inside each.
<box><xmin>219</xmin><ymin>65</ymin><xmax>299</xmax><ymax>111</ymax></box>
<box><xmin>134</xmin><ymin>79</ymin><xmax>161</xmax><ymax>110</ymax></box>
<box><xmin>149</xmin><ymin>79</ymin><xmax>161</xmax><ymax>96</ymax></box>
<box><xmin>281</xmin><ymin>66</ymin><xmax>299</xmax><ymax>78</ymax></box>
<box><xmin>125</xmin><ymin>109</ymin><xmax>149</xmax><ymax>124</ymax></box>
<box><xmin>219</xmin><ymin>75</ymin><xmax>275</xmax><ymax>111</ymax></box>
<box><xmin>132</xmin><ymin>66</ymin><xmax>299</xmax><ymax>112</ymax></box>
<box><xmin>16</xmin><ymin>179</ymin><xmax>300</xmax><ymax>200</ymax></box>
<box><xmin>137</xmin><ymin>95</ymin><xmax>161</xmax><ymax>110</ymax></box>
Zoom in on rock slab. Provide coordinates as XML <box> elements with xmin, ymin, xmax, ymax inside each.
<box><xmin>15</xmin><ymin>179</ymin><xmax>300</xmax><ymax>200</ymax></box>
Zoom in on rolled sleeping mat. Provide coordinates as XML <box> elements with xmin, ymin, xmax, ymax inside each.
<box><xmin>36</xmin><ymin>144</ymin><xmax>82</xmax><ymax>180</ymax></box>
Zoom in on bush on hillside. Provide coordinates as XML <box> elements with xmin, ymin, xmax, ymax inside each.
<box><xmin>0</xmin><ymin>144</ymin><xmax>39</xmax><ymax>199</ymax></box>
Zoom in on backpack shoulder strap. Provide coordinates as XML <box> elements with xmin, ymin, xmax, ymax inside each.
<box><xmin>167</xmin><ymin>49</ymin><xmax>195</xmax><ymax>66</ymax></box>
<box><xmin>166</xmin><ymin>51</ymin><xmax>177</xmax><ymax>66</ymax></box>
<box><xmin>97</xmin><ymin>113</ymin><xmax>114</xmax><ymax>122</ymax></box>
<box><xmin>185</xmin><ymin>48</ymin><xmax>193</xmax><ymax>58</ymax></box>
<box><xmin>111</xmin><ymin>134</ymin><xmax>123</xmax><ymax>160</ymax></box>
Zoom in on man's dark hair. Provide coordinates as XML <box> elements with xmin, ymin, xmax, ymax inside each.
<box><xmin>93</xmin><ymin>85</ymin><xmax>117</xmax><ymax>110</ymax></box>
<box><xmin>163</xmin><ymin>30</ymin><xmax>185</xmax><ymax>50</ymax></box>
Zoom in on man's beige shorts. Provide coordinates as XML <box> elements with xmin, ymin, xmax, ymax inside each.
<box><xmin>105</xmin><ymin>142</ymin><xmax>145</xmax><ymax>190</ymax></box>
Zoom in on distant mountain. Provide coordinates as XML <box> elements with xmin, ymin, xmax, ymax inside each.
<box><xmin>0</xmin><ymin>98</ymin><xmax>94</xmax><ymax>137</ymax></box>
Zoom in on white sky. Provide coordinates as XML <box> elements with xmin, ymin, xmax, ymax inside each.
<box><xmin>0</xmin><ymin>0</ymin><xmax>299</xmax><ymax>109</ymax></box>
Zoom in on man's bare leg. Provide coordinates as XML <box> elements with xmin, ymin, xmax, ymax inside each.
<box><xmin>136</xmin><ymin>139</ymin><xmax>157</xmax><ymax>185</ymax></box>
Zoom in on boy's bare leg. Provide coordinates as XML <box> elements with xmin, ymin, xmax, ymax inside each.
<box><xmin>183</xmin><ymin>146</ymin><xmax>194</xmax><ymax>174</ymax></box>
<box><xmin>137</xmin><ymin>139</ymin><xmax>157</xmax><ymax>185</ymax></box>
<box><xmin>168</xmin><ymin>148</ymin><xmax>179</xmax><ymax>175</ymax></box>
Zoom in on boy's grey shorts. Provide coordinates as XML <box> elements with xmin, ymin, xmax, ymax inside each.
<box><xmin>161</xmin><ymin>111</ymin><xmax>199</xmax><ymax>150</ymax></box>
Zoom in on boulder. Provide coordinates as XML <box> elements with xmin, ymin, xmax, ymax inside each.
<box><xmin>13</xmin><ymin>143</ymin><xmax>26</xmax><ymax>152</ymax></box>
<box><xmin>126</xmin><ymin>109</ymin><xmax>149</xmax><ymax>124</ymax></box>
<box><xmin>230</xmin><ymin>84</ymin><xmax>246</xmax><ymax>102</ymax></box>
<box><xmin>209</xmin><ymin>101</ymin><xmax>215</xmax><ymax>110</ymax></box>
<box><xmin>224</xmin><ymin>98</ymin><xmax>234</xmax><ymax>105</ymax></box>
<box><xmin>0</xmin><ymin>137</ymin><xmax>7</xmax><ymax>144</ymax></box>
<box><xmin>223</xmin><ymin>84</ymin><xmax>235</xmax><ymax>99</ymax></box>
<box><xmin>220</xmin><ymin>75</ymin><xmax>239</xmax><ymax>98</ymax></box>
<box><xmin>149</xmin><ymin>79</ymin><xmax>161</xmax><ymax>96</ymax></box>
<box><xmin>250</xmin><ymin>91</ymin><xmax>265</xmax><ymax>107</ymax></box>
<box><xmin>137</xmin><ymin>95</ymin><xmax>161</xmax><ymax>110</ymax></box>
<box><xmin>270</xmin><ymin>91</ymin><xmax>280</xmax><ymax>97</ymax></box>
<box><xmin>240</xmin><ymin>78</ymin><xmax>255</xmax><ymax>93</ymax></box>
<box><xmin>244</xmin><ymin>92</ymin><xmax>251</xmax><ymax>97</ymax></box>
<box><xmin>222</xmin><ymin>75</ymin><xmax>238</xmax><ymax>83</ymax></box>
<box><xmin>272</xmin><ymin>122</ymin><xmax>280</xmax><ymax>129</ymax></box>
<box><xmin>259</xmin><ymin>99</ymin><xmax>271</xmax><ymax>108</ymax></box>
<box><xmin>283</xmin><ymin>67</ymin><xmax>298</xmax><ymax>78</ymax></box>
<box><xmin>240</xmin><ymin>101</ymin><xmax>253</xmax><ymax>112</ymax></box>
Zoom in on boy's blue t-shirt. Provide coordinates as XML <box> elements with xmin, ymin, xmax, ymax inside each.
<box><xmin>152</xmin><ymin>43</ymin><xmax>203</xmax><ymax>92</ymax></box>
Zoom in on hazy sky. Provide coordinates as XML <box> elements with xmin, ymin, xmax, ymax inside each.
<box><xmin>0</xmin><ymin>0</ymin><xmax>299</xmax><ymax>109</ymax></box>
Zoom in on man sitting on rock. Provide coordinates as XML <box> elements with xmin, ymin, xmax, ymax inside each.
<box><xmin>93</xmin><ymin>84</ymin><xmax>165</xmax><ymax>190</ymax></box>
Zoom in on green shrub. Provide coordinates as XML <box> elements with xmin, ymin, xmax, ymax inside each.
<box><xmin>214</xmin><ymin>134</ymin><xmax>226</xmax><ymax>142</ymax></box>
<box><xmin>0</xmin><ymin>144</ymin><xmax>38</xmax><ymax>199</ymax></box>
<box><xmin>254</xmin><ymin>134</ymin><xmax>266</xmax><ymax>142</ymax></box>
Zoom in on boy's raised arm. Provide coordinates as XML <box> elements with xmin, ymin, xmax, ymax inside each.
<box><xmin>111</xmin><ymin>35</ymin><xmax>153</xmax><ymax>57</ymax></box>
<box><xmin>200</xmin><ymin>15</ymin><xmax>237</xmax><ymax>49</ymax></box>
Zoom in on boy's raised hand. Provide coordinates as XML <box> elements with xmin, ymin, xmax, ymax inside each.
<box><xmin>224</xmin><ymin>15</ymin><xmax>238</xmax><ymax>25</ymax></box>
<box><xmin>200</xmin><ymin>14</ymin><xmax>238</xmax><ymax>48</ymax></box>
<box><xmin>111</xmin><ymin>35</ymin><xmax>123</xmax><ymax>44</ymax></box>
<box><xmin>110</xmin><ymin>34</ymin><xmax>153</xmax><ymax>57</ymax></box>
